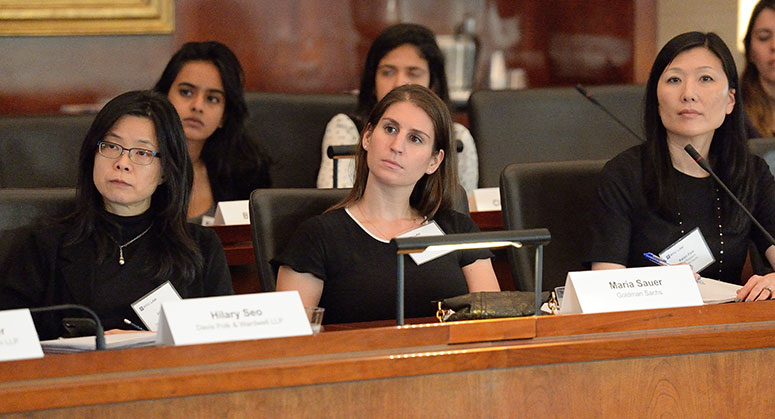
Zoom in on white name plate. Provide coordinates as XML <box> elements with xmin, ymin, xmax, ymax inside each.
<box><xmin>156</xmin><ymin>291</ymin><xmax>312</xmax><ymax>346</ymax></box>
<box><xmin>131</xmin><ymin>281</ymin><xmax>182</xmax><ymax>331</ymax></box>
<box><xmin>468</xmin><ymin>187</ymin><xmax>501</xmax><ymax>212</ymax></box>
<box><xmin>0</xmin><ymin>309</ymin><xmax>44</xmax><ymax>362</ymax></box>
<box><xmin>213</xmin><ymin>200</ymin><xmax>250</xmax><ymax>225</ymax></box>
<box><xmin>560</xmin><ymin>265</ymin><xmax>703</xmax><ymax>314</ymax></box>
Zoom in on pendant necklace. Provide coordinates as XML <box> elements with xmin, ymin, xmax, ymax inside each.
<box><xmin>107</xmin><ymin>224</ymin><xmax>153</xmax><ymax>266</ymax></box>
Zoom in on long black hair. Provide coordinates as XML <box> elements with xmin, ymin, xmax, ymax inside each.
<box><xmin>70</xmin><ymin>90</ymin><xmax>203</xmax><ymax>283</ymax></box>
<box><xmin>153</xmin><ymin>41</ymin><xmax>270</xmax><ymax>201</ymax></box>
<box><xmin>643</xmin><ymin>31</ymin><xmax>752</xmax><ymax>232</ymax></box>
<box><xmin>742</xmin><ymin>0</ymin><xmax>775</xmax><ymax>136</ymax></box>
<box><xmin>355</xmin><ymin>24</ymin><xmax>450</xmax><ymax>128</ymax></box>
<box><xmin>331</xmin><ymin>84</ymin><xmax>458</xmax><ymax>219</ymax></box>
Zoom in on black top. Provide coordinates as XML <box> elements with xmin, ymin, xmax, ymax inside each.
<box><xmin>273</xmin><ymin>208</ymin><xmax>492</xmax><ymax>324</ymax></box>
<box><xmin>0</xmin><ymin>211</ymin><xmax>233</xmax><ymax>339</ymax></box>
<box><xmin>587</xmin><ymin>145</ymin><xmax>775</xmax><ymax>284</ymax></box>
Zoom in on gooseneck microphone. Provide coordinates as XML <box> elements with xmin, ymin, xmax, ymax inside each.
<box><xmin>684</xmin><ymin>144</ymin><xmax>775</xmax><ymax>247</ymax></box>
<box><xmin>575</xmin><ymin>84</ymin><xmax>645</xmax><ymax>143</ymax></box>
<box><xmin>29</xmin><ymin>304</ymin><xmax>106</xmax><ymax>350</ymax></box>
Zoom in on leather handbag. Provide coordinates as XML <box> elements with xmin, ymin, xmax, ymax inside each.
<box><xmin>436</xmin><ymin>291</ymin><xmax>551</xmax><ymax>322</ymax></box>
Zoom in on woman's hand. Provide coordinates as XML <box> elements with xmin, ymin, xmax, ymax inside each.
<box><xmin>736</xmin><ymin>273</ymin><xmax>775</xmax><ymax>302</ymax></box>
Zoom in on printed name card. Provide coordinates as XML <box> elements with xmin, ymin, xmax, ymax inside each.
<box><xmin>468</xmin><ymin>187</ymin><xmax>501</xmax><ymax>212</ymax></box>
<box><xmin>156</xmin><ymin>291</ymin><xmax>312</xmax><ymax>346</ymax></box>
<box><xmin>560</xmin><ymin>265</ymin><xmax>703</xmax><ymax>314</ymax></box>
<box><xmin>0</xmin><ymin>309</ymin><xmax>44</xmax><ymax>362</ymax></box>
<box><xmin>213</xmin><ymin>200</ymin><xmax>250</xmax><ymax>225</ymax></box>
<box><xmin>131</xmin><ymin>281</ymin><xmax>182</xmax><ymax>331</ymax></box>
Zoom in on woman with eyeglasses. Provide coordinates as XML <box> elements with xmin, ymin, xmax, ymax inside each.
<box><xmin>0</xmin><ymin>90</ymin><xmax>233</xmax><ymax>339</ymax></box>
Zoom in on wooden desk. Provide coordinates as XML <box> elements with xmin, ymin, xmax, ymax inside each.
<box><xmin>211</xmin><ymin>210</ymin><xmax>508</xmax><ymax>293</ymax></box>
<box><xmin>3</xmin><ymin>302</ymin><xmax>775</xmax><ymax>416</ymax></box>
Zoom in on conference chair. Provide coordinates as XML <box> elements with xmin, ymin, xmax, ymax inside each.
<box><xmin>749</xmin><ymin>137</ymin><xmax>775</xmax><ymax>176</ymax></box>
<box><xmin>249</xmin><ymin>188</ymin><xmax>350</xmax><ymax>292</ymax></box>
<box><xmin>500</xmin><ymin>160</ymin><xmax>606</xmax><ymax>291</ymax></box>
<box><xmin>0</xmin><ymin>188</ymin><xmax>77</xmax><ymax>268</ymax></box>
<box><xmin>244</xmin><ymin>92</ymin><xmax>357</xmax><ymax>188</ymax></box>
<box><xmin>469</xmin><ymin>84</ymin><xmax>644</xmax><ymax>187</ymax></box>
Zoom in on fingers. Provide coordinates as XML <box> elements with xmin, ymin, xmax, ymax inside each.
<box><xmin>737</xmin><ymin>275</ymin><xmax>775</xmax><ymax>302</ymax></box>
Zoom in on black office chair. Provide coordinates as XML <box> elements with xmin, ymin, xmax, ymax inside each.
<box><xmin>749</xmin><ymin>137</ymin><xmax>775</xmax><ymax>176</ymax></box>
<box><xmin>249</xmin><ymin>188</ymin><xmax>350</xmax><ymax>292</ymax></box>
<box><xmin>500</xmin><ymin>160</ymin><xmax>605</xmax><ymax>291</ymax></box>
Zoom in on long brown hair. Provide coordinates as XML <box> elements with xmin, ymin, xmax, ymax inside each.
<box><xmin>742</xmin><ymin>0</ymin><xmax>775</xmax><ymax>136</ymax></box>
<box><xmin>330</xmin><ymin>84</ymin><xmax>458</xmax><ymax>219</ymax></box>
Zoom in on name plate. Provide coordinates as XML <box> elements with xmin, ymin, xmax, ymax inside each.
<box><xmin>156</xmin><ymin>291</ymin><xmax>312</xmax><ymax>346</ymax></box>
<box><xmin>0</xmin><ymin>309</ymin><xmax>44</xmax><ymax>362</ymax></box>
<box><xmin>468</xmin><ymin>187</ymin><xmax>501</xmax><ymax>212</ymax></box>
<box><xmin>560</xmin><ymin>265</ymin><xmax>703</xmax><ymax>314</ymax></box>
<box><xmin>213</xmin><ymin>200</ymin><xmax>250</xmax><ymax>225</ymax></box>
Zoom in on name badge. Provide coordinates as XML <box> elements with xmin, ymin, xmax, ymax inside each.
<box><xmin>155</xmin><ymin>291</ymin><xmax>311</xmax><ymax>346</ymax></box>
<box><xmin>131</xmin><ymin>281</ymin><xmax>182</xmax><ymax>331</ymax></box>
<box><xmin>660</xmin><ymin>227</ymin><xmax>715</xmax><ymax>273</ymax></box>
<box><xmin>0</xmin><ymin>309</ymin><xmax>43</xmax><ymax>362</ymax></box>
<box><xmin>560</xmin><ymin>265</ymin><xmax>703</xmax><ymax>314</ymax></box>
<box><xmin>398</xmin><ymin>221</ymin><xmax>449</xmax><ymax>265</ymax></box>
<box><xmin>213</xmin><ymin>200</ymin><xmax>250</xmax><ymax>225</ymax></box>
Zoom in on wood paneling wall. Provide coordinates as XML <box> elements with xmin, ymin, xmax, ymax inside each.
<box><xmin>0</xmin><ymin>0</ymin><xmax>654</xmax><ymax>115</ymax></box>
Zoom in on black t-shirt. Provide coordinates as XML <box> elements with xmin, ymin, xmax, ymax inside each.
<box><xmin>273</xmin><ymin>208</ymin><xmax>492</xmax><ymax>324</ymax></box>
<box><xmin>587</xmin><ymin>145</ymin><xmax>775</xmax><ymax>284</ymax></box>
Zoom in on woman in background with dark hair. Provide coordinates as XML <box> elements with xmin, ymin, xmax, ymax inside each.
<box><xmin>0</xmin><ymin>90</ymin><xmax>233</xmax><ymax>339</ymax></box>
<box><xmin>278</xmin><ymin>85</ymin><xmax>498</xmax><ymax>325</ymax></box>
<box><xmin>588</xmin><ymin>32</ymin><xmax>775</xmax><ymax>301</ymax></box>
<box><xmin>154</xmin><ymin>41</ymin><xmax>270</xmax><ymax>223</ymax></box>
<box><xmin>742</xmin><ymin>0</ymin><xmax>775</xmax><ymax>137</ymax></box>
<box><xmin>317</xmin><ymin>23</ymin><xmax>479</xmax><ymax>194</ymax></box>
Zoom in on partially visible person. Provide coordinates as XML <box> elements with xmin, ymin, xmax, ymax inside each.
<box><xmin>743</xmin><ymin>0</ymin><xmax>775</xmax><ymax>137</ymax></box>
<box><xmin>0</xmin><ymin>90</ymin><xmax>233</xmax><ymax>339</ymax></box>
<box><xmin>587</xmin><ymin>32</ymin><xmax>775</xmax><ymax>302</ymax></box>
<box><xmin>317</xmin><ymin>23</ymin><xmax>479</xmax><ymax>194</ymax></box>
<box><xmin>154</xmin><ymin>41</ymin><xmax>270</xmax><ymax>223</ymax></box>
<box><xmin>278</xmin><ymin>85</ymin><xmax>499</xmax><ymax>325</ymax></box>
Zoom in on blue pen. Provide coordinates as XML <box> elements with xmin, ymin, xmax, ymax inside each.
<box><xmin>643</xmin><ymin>252</ymin><xmax>670</xmax><ymax>266</ymax></box>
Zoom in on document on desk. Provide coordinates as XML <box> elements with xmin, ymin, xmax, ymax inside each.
<box><xmin>40</xmin><ymin>332</ymin><xmax>157</xmax><ymax>353</ymax></box>
<box><xmin>697</xmin><ymin>277</ymin><xmax>741</xmax><ymax>304</ymax></box>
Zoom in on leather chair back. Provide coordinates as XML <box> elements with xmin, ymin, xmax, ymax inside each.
<box><xmin>469</xmin><ymin>84</ymin><xmax>644</xmax><ymax>187</ymax></box>
<box><xmin>244</xmin><ymin>92</ymin><xmax>357</xmax><ymax>188</ymax></box>
<box><xmin>249</xmin><ymin>188</ymin><xmax>350</xmax><ymax>292</ymax></box>
<box><xmin>500</xmin><ymin>160</ymin><xmax>605</xmax><ymax>291</ymax></box>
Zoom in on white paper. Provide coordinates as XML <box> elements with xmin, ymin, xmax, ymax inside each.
<box><xmin>40</xmin><ymin>332</ymin><xmax>157</xmax><ymax>353</ymax></box>
<box><xmin>0</xmin><ymin>309</ymin><xmax>43</xmax><ymax>362</ymax></box>
<box><xmin>660</xmin><ymin>227</ymin><xmax>715</xmax><ymax>273</ymax></box>
<box><xmin>156</xmin><ymin>291</ymin><xmax>312</xmax><ymax>347</ymax></box>
<box><xmin>697</xmin><ymin>277</ymin><xmax>741</xmax><ymax>304</ymax></box>
<box><xmin>398</xmin><ymin>221</ymin><xmax>450</xmax><ymax>265</ymax></box>
<box><xmin>560</xmin><ymin>265</ymin><xmax>704</xmax><ymax>314</ymax></box>
<box><xmin>213</xmin><ymin>200</ymin><xmax>250</xmax><ymax>225</ymax></box>
<box><xmin>468</xmin><ymin>187</ymin><xmax>501</xmax><ymax>212</ymax></box>
<box><xmin>131</xmin><ymin>281</ymin><xmax>182</xmax><ymax>331</ymax></box>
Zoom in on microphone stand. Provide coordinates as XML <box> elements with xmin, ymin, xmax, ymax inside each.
<box><xmin>574</xmin><ymin>84</ymin><xmax>645</xmax><ymax>143</ymax></box>
<box><xmin>29</xmin><ymin>304</ymin><xmax>106</xmax><ymax>350</ymax></box>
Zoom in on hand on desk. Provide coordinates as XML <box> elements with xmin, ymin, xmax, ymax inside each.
<box><xmin>736</xmin><ymin>273</ymin><xmax>775</xmax><ymax>302</ymax></box>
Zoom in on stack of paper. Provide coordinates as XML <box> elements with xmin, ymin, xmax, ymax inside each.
<box><xmin>40</xmin><ymin>332</ymin><xmax>157</xmax><ymax>353</ymax></box>
<box><xmin>696</xmin><ymin>277</ymin><xmax>741</xmax><ymax>304</ymax></box>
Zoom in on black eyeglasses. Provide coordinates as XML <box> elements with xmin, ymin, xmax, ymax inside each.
<box><xmin>97</xmin><ymin>141</ymin><xmax>160</xmax><ymax>166</ymax></box>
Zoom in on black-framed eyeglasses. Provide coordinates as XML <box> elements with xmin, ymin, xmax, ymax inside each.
<box><xmin>97</xmin><ymin>141</ymin><xmax>160</xmax><ymax>166</ymax></box>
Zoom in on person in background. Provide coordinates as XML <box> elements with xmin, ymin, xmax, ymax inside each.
<box><xmin>154</xmin><ymin>41</ymin><xmax>270</xmax><ymax>223</ymax></box>
<box><xmin>588</xmin><ymin>32</ymin><xmax>775</xmax><ymax>302</ymax></box>
<box><xmin>277</xmin><ymin>85</ymin><xmax>499</xmax><ymax>324</ymax></box>
<box><xmin>743</xmin><ymin>0</ymin><xmax>775</xmax><ymax>137</ymax></box>
<box><xmin>0</xmin><ymin>90</ymin><xmax>233</xmax><ymax>339</ymax></box>
<box><xmin>317</xmin><ymin>23</ymin><xmax>479</xmax><ymax>194</ymax></box>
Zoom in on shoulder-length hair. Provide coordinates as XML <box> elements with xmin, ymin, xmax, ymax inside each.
<box><xmin>355</xmin><ymin>23</ymin><xmax>450</xmax><ymax>125</ymax></box>
<box><xmin>153</xmin><ymin>41</ymin><xmax>269</xmax><ymax>201</ymax></box>
<box><xmin>70</xmin><ymin>90</ymin><xmax>203</xmax><ymax>283</ymax></box>
<box><xmin>331</xmin><ymin>84</ymin><xmax>458</xmax><ymax>219</ymax></box>
<box><xmin>643</xmin><ymin>31</ymin><xmax>752</xmax><ymax>232</ymax></box>
<box><xmin>742</xmin><ymin>0</ymin><xmax>775</xmax><ymax>136</ymax></box>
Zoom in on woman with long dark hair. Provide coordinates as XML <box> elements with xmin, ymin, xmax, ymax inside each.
<box><xmin>588</xmin><ymin>32</ymin><xmax>775</xmax><ymax>301</ymax></box>
<box><xmin>154</xmin><ymin>41</ymin><xmax>270</xmax><ymax>223</ymax></box>
<box><xmin>277</xmin><ymin>85</ymin><xmax>498</xmax><ymax>324</ymax></box>
<box><xmin>316</xmin><ymin>23</ymin><xmax>479</xmax><ymax>194</ymax></box>
<box><xmin>742</xmin><ymin>0</ymin><xmax>775</xmax><ymax>137</ymax></box>
<box><xmin>0</xmin><ymin>90</ymin><xmax>233</xmax><ymax>338</ymax></box>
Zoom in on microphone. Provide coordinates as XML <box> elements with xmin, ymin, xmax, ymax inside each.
<box><xmin>29</xmin><ymin>304</ymin><xmax>106</xmax><ymax>350</ymax></box>
<box><xmin>684</xmin><ymin>144</ymin><xmax>775</xmax><ymax>247</ymax></box>
<box><xmin>575</xmin><ymin>84</ymin><xmax>645</xmax><ymax>143</ymax></box>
